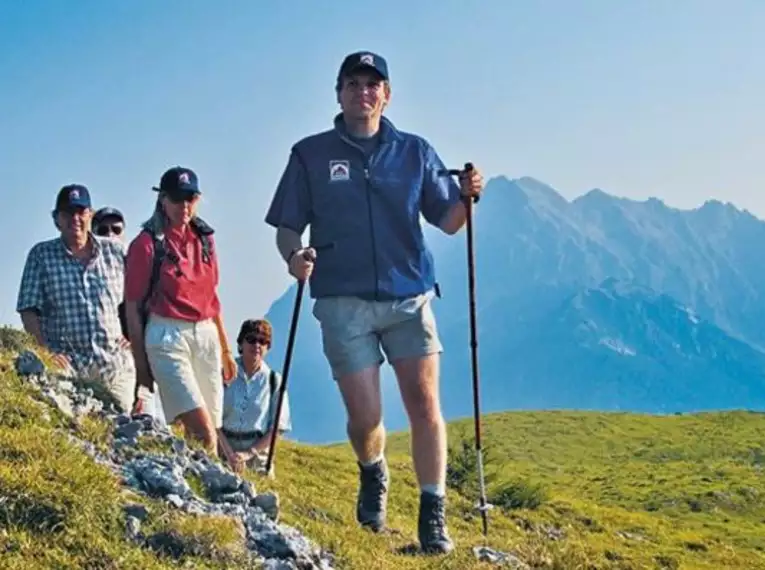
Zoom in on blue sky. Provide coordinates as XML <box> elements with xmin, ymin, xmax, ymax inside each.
<box><xmin>1</xmin><ymin>0</ymin><xmax>763</xmax><ymax>338</ymax></box>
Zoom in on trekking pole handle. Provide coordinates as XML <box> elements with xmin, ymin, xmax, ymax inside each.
<box><xmin>292</xmin><ymin>242</ymin><xmax>334</xmax><ymax>265</ymax></box>
<box><xmin>439</xmin><ymin>162</ymin><xmax>479</xmax><ymax>204</ymax></box>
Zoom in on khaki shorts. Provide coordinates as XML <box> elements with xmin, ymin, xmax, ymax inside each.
<box><xmin>311</xmin><ymin>291</ymin><xmax>443</xmax><ymax>380</ymax></box>
<box><xmin>144</xmin><ymin>314</ymin><xmax>223</xmax><ymax>428</ymax></box>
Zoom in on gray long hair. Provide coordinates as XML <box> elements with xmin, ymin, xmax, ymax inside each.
<box><xmin>141</xmin><ymin>195</ymin><xmax>199</xmax><ymax>236</ymax></box>
<box><xmin>141</xmin><ymin>198</ymin><xmax>166</xmax><ymax>235</ymax></box>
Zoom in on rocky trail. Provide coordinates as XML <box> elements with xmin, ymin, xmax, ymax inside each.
<box><xmin>13</xmin><ymin>349</ymin><xmax>337</xmax><ymax>570</ymax></box>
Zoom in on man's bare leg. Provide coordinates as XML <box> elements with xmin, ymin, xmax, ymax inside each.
<box><xmin>392</xmin><ymin>352</ymin><xmax>453</xmax><ymax>554</ymax></box>
<box><xmin>336</xmin><ymin>364</ymin><xmax>389</xmax><ymax>531</ymax></box>
<box><xmin>392</xmin><ymin>353</ymin><xmax>445</xmax><ymax>494</ymax></box>
<box><xmin>336</xmin><ymin>365</ymin><xmax>384</xmax><ymax>461</ymax></box>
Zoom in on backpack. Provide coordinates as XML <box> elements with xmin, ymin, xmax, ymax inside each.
<box><xmin>119</xmin><ymin>218</ymin><xmax>214</xmax><ymax>340</ymax></box>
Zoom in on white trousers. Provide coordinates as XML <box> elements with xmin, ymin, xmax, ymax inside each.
<box><xmin>144</xmin><ymin>314</ymin><xmax>223</xmax><ymax>428</ymax></box>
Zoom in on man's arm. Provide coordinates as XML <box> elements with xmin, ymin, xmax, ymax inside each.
<box><xmin>19</xmin><ymin>310</ymin><xmax>45</xmax><ymax>346</ymax></box>
<box><xmin>276</xmin><ymin>226</ymin><xmax>304</xmax><ymax>262</ymax></box>
<box><xmin>16</xmin><ymin>246</ymin><xmax>46</xmax><ymax>344</ymax></box>
<box><xmin>419</xmin><ymin>141</ymin><xmax>465</xmax><ymax>234</ymax></box>
<box><xmin>437</xmin><ymin>200</ymin><xmax>469</xmax><ymax>235</ymax></box>
<box><xmin>265</xmin><ymin>148</ymin><xmax>313</xmax><ymax>261</ymax></box>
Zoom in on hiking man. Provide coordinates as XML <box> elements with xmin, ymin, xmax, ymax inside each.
<box><xmin>264</xmin><ymin>51</ymin><xmax>484</xmax><ymax>554</ymax></box>
<box><xmin>16</xmin><ymin>184</ymin><xmax>136</xmax><ymax>412</ymax></box>
<box><xmin>93</xmin><ymin>207</ymin><xmax>127</xmax><ymax>241</ymax></box>
<box><xmin>218</xmin><ymin>319</ymin><xmax>292</xmax><ymax>477</ymax></box>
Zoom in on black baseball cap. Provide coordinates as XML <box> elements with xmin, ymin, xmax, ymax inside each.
<box><xmin>152</xmin><ymin>166</ymin><xmax>201</xmax><ymax>194</ymax></box>
<box><xmin>54</xmin><ymin>184</ymin><xmax>92</xmax><ymax>212</ymax></box>
<box><xmin>337</xmin><ymin>51</ymin><xmax>389</xmax><ymax>83</ymax></box>
<box><xmin>93</xmin><ymin>207</ymin><xmax>124</xmax><ymax>226</ymax></box>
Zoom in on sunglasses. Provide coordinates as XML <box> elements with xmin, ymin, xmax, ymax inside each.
<box><xmin>165</xmin><ymin>190</ymin><xmax>199</xmax><ymax>204</ymax></box>
<box><xmin>243</xmin><ymin>333</ymin><xmax>269</xmax><ymax>346</ymax></box>
<box><xmin>95</xmin><ymin>224</ymin><xmax>124</xmax><ymax>237</ymax></box>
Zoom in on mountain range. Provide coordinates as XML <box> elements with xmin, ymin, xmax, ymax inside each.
<box><xmin>262</xmin><ymin>176</ymin><xmax>765</xmax><ymax>443</ymax></box>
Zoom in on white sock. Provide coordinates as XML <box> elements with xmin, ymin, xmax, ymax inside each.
<box><xmin>420</xmin><ymin>483</ymin><xmax>445</xmax><ymax>497</ymax></box>
<box><xmin>360</xmin><ymin>453</ymin><xmax>384</xmax><ymax>467</ymax></box>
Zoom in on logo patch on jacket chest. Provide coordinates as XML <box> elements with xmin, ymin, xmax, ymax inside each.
<box><xmin>329</xmin><ymin>160</ymin><xmax>351</xmax><ymax>182</ymax></box>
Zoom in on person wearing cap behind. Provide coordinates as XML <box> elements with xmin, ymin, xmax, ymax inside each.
<box><xmin>16</xmin><ymin>184</ymin><xmax>136</xmax><ymax>412</ymax></box>
<box><xmin>93</xmin><ymin>207</ymin><xmax>127</xmax><ymax>242</ymax></box>
<box><xmin>95</xmin><ymin>207</ymin><xmax>131</xmax><ymax>335</ymax></box>
<box><xmin>93</xmin><ymin>205</ymin><xmax>168</xmax><ymax>424</ymax></box>
<box><xmin>264</xmin><ymin>51</ymin><xmax>485</xmax><ymax>554</ymax></box>
<box><xmin>123</xmin><ymin>166</ymin><xmax>237</xmax><ymax>455</ymax></box>
<box><xmin>218</xmin><ymin>318</ymin><xmax>292</xmax><ymax>477</ymax></box>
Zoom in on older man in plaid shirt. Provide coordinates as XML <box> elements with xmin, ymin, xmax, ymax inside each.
<box><xmin>16</xmin><ymin>184</ymin><xmax>136</xmax><ymax>413</ymax></box>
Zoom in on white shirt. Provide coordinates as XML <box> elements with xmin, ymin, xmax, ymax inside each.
<box><xmin>221</xmin><ymin>356</ymin><xmax>292</xmax><ymax>434</ymax></box>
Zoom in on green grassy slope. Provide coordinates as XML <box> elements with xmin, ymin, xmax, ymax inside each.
<box><xmin>0</xmin><ymin>330</ymin><xmax>253</xmax><ymax>570</ymax></box>
<box><xmin>2</xmin><ymin>327</ymin><xmax>764</xmax><ymax>569</ymax></box>
<box><xmin>264</xmin><ymin>410</ymin><xmax>765</xmax><ymax>569</ymax></box>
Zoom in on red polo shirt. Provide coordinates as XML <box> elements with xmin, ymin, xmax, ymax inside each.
<box><xmin>125</xmin><ymin>226</ymin><xmax>221</xmax><ymax>322</ymax></box>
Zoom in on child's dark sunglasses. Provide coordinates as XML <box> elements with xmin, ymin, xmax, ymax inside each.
<box><xmin>95</xmin><ymin>224</ymin><xmax>124</xmax><ymax>237</ymax></box>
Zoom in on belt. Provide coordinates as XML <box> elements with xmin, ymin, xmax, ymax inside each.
<box><xmin>222</xmin><ymin>429</ymin><xmax>263</xmax><ymax>440</ymax></box>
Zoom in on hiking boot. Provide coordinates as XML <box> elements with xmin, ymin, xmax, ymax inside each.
<box><xmin>418</xmin><ymin>491</ymin><xmax>454</xmax><ymax>554</ymax></box>
<box><xmin>356</xmin><ymin>457</ymin><xmax>389</xmax><ymax>532</ymax></box>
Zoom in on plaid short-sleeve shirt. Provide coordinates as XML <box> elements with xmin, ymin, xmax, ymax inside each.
<box><xmin>16</xmin><ymin>234</ymin><xmax>129</xmax><ymax>374</ymax></box>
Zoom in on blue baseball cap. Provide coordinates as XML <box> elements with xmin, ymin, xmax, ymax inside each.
<box><xmin>337</xmin><ymin>51</ymin><xmax>389</xmax><ymax>83</ymax></box>
<box><xmin>152</xmin><ymin>166</ymin><xmax>201</xmax><ymax>194</ymax></box>
<box><xmin>55</xmin><ymin>184</ymin><xmax>92</xmax><ymax>212</ymax></box>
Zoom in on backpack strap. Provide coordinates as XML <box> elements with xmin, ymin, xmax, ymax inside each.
<box><xmin>139</xmin><ymin>229</ymin><xmax>167</xmax><ymax>314</ymax></box>
<box><xmin>269</xmin><ymin>369</ymin><xmax>278</xmax><ymax>401</ymax></box>
<box><xmin>267</xmin><ymin>369</ymin><xmax>281</xmax><ymax>432</ymax></box>
<box><xmin>190</xmin><ymin>217</ymin><xmax>215</xmax><ymax>265</ymax></box>
<box><xmin>146</xmin><ymin>231</ymin><xmax>166</xmax><ymax>305</ymax></box>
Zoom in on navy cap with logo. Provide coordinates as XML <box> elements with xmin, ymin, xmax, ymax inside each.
<box><xmin>337</xmin><ymin>51</ymin><xmax>389</xmax><ymax>83</ymax></box>
<box><xmin>152</xmin><ymin>166</ymin><xmax>201</xmax><ymax>195</ymax></box>
<box><xmin>55</xmin><ymin>184</ymin><xmax>92</xmax><ymax>212</ymax></box>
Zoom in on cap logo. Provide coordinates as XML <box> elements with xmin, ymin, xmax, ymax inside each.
<box><xmin>360</xmin><ymin>54</ymin><xmax>374</xmax><ymax>65</ymax></box>
<box><xmin>69</xmin><ymin>189</ymin><xmax>80</xmax><ymax>199</ymax></box>
<box><xmin>178</xmin><ymin>172</ymin><xmax>190</xmax><ymax>184</ymax></box>
<box><xmin>329</xmin><ymin>160</ymin><xmax>350</xmax><ymax>182</ymax></box>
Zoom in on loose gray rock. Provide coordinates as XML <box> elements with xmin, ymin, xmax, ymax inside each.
<box><xmin>14</xmin><ymin>350</ymin><xmax>45</xmax><ymax>377</ymax></box>
<box><xmin>128</xmin><ymin>456</ymin><xmax>193</xmax><ymax>498</ymax></box>
<box><xmin>123</xmin><ymin>503</ymin><xmax>150</xmax><ymax>521</ymax></box>
<box><xmin>253</xmin><ymin>492</ymin><xmax>280</xmax><ymax>521</ymax></box>
<box><xmin>115</xmin><ymin>420</ymin><xmax>143</xmax><ymax>440</ymax></box>
<box><xmin>473</xmin><ymin>546</ymin><xmax>530</xmax><ymax>569</ymax></box>
<box><xmin>125</xmin><ymin>515</ymin><xmax>142</xmax><ymax>541</ymax></box>
<box><xmin>263</xmin><ymin>559</ymin><xmax>299</xmax><ymax>570</ymax></box>
<box><xmin>196</xmin><ymin>461</ymin><xmax>241</xmax><ymax>498</ymax></box>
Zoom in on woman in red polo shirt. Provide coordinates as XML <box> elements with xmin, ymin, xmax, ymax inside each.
<box><xmin>124</xmin><ymin>166</ymin><xmax>237</xmax><ymax>455</ymax></box>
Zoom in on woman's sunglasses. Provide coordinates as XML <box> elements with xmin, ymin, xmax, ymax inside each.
<box><xmin>95</xmin><ymin>224</ymin><xmax>124</xmax><ymax>237</ymax></box>
<box><xmin>166</xmin><ymin>190</ymin><xmax>199</xmax><ymax>204</ymax></box>
<box><xmin>244</xmin><ymin>333</ymin><xmax>269</xmax><ymax>346</ymax></box>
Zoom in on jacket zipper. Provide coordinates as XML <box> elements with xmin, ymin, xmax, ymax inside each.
<box><xmin>339</xmin><ymin>133</ymin><xmax>380</xmax><ymax>300</ymax></box>
<box><xmin>363</xmin><ymin>163</ymin><xmax>380</xmax><ymax>300</ymax></box>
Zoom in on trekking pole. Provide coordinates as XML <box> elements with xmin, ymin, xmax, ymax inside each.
<box><xmin>441</xmin><ymin>162</ymin><xmax>492</xmax><ymax>537</ymax></box>
<box><xmin>264</xmin><ymin>250</ymin><xmax>312</xmax><ymax>475</ymax></box>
